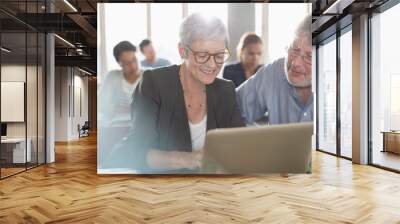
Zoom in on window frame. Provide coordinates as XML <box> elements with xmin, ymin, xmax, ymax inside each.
<box><xmin>368</xmin><ymin>0</ymin><xmax>400</xmax><ymax>173</ymax></box>
<box><xmin>315</xmin><ymin>23</ymin><xmax>353</xmax><ymax>161</ymax></box>
<box><xmin>0</xmin><ymin>0</ymin><xmax>47</xmax><ymax>180</ymax></box>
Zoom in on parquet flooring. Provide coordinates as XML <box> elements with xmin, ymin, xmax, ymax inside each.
<box><xmin>1</xmin><ymin>135</ymin><xmax>400</xmax><ymax>223</ymax></box>
<box><xmin>1</xmin><ymin>167</ymin><xmax>26</xmax><ymax>178</ymax></box>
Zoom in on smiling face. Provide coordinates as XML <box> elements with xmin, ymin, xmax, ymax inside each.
<box><xmin>179</xmin><ymin>40</ymin><xmax>226</xmax><ymax>85</ymax></box>
<box><xmin>286</xmin><ymin>34</ymin><xmax>312</xmax><ymax>87</ymax></box>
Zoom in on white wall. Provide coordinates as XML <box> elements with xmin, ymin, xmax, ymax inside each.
<box><xmin>1</xmin><ymin>66</ymin><xmax>26</xmax><ymax>138</ymax></box>
<box><xmin>1</xmin><ymin>65</ymin><xmax>37</xmax><ymax>137</ymax></box>
<box><xmin>55</xmin><ymin>67</ymin><xmax>89</xmax><ymax>141</ymax></box>
<box><xmin>1</xmin><ymin>63</ymin><xmax>47</xmax><ymax>164</ymax></box>
<box><xmin>72</xmin><ymin>73</ymin><xmax>89</xmax><ymax>138</ymax></box>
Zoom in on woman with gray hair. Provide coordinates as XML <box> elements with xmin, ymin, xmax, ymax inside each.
<box><xmin>109</xmin><ymin>13</ymin><xmax>244</xmax><ymax>173</ymax></box>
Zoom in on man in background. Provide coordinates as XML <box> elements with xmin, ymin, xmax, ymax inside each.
<box><xmin>139</xmin><ymin>39</ymin><xmax>171</xmax><ymax>69</ymax></box>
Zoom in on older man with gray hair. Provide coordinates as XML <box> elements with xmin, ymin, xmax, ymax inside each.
<box><xmin>236</xmin><ymin>15</ymin><xmax>313</xmax><ymax>125</ymax></box>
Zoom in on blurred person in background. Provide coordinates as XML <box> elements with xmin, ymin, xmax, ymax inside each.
<box><xmin>223</xmin><ymin>32</ymin><xmax>263</xmax><ymax>87</ymax></box>
<box><xmin>99</xmin><ymin>41</ymin><xmax>143</xmax><ymax>125</ymax></box>
<box><xmin>98</xmin><ymin>41</ymin><xmax>143</xmax><ymax>168</ymax></box>
<box><xmin>139</xmin><ymin>39</ymin><xmax>171</xmax><ymax>70</ymax></box>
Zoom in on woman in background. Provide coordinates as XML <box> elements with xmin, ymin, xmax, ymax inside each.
<box><xmin>223</xmin><ymin>32</ymin><xmax>263</xmax><ymax>87</ymax></box>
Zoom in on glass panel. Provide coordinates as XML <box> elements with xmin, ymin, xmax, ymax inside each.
<box><xmin>312</xmin><ymin>45</ymin><xmax>317</xmax><ymax>151</ymax></box>
<box><xmin>38</xmin><ymin>33</ymin><xmax>45</xmax><ymax>165</ymax></box>
<box><xmin>151</xmin><ymin>4</ymin><xmax>182</xmax><ymax>65</ymax></box>
<box><xmin>1</xmin><ymin>30</ymin><xmax>27</xmax><ymax>177</ymax></box>
<box><xmin>317</xmin><ymin>37</ymin><xmax>337</xmax><ymax>154</ymax></box>
<box><xmin>27</xmin><ymin>31</ymin><xmax>38</xmax><ymax>169</ymax></box>
<box><xmin>339</xmin><ymin>29</ymin><xmax>352</xmax><ymax>158</ymax></box>
<box><xmin>0</xmin><ymin>1</ymin><xmax>46</xmax><ymax>178</ymax></box>
<box><xmin>371</xmin><ymin>4</ymin><xmax>400</xmax><ymax>171</ymax></box>
<box><xmin>26</xmin><ymin>0</ymin><xmax>39</xmax><ymax>169</ymax></box>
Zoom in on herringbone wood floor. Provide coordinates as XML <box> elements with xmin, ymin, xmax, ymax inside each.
<box><xmin>1</xmin><ymin>134</ymin><xmax>400</xmax><ymax>224</ymax></box>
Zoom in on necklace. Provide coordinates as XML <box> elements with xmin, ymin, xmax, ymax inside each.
<box><xmin>179</xmin><ymin>65</ymin><xmax>206</xmax><ymax>110</ymax></box>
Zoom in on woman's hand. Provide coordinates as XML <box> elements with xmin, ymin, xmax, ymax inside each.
<box><xmin>170</xmin><ymin>150</ymin><xmax>203</xmax><ymax>170</ymax></box>
<box><xmin>147</xmin><ymin>149</ymin><xmax>204</xmax><ymax>170</ymax></box>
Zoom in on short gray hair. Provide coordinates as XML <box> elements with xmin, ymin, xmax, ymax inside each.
<box><xmin>179</xmin><ymin>13</ymin><xmax>229</xmax><ymax>47</ymax></box>
<box><xmin>292</xmin><ymin>14</ymin><xmax>312</xmax><ymax>45</ymax></box>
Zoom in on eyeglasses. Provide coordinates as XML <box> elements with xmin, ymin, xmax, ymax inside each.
<box><xmin>287</xmin><ymin>46</ymin><xmax>312</xmax><ymax>65</ymax></box>
<box><xmin>185</xmin><ymin>45</ymin><xmax>230</xmax><ymax>65</ymax></box>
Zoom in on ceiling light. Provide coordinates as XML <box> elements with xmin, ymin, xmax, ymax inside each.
<box><xmin>323</xmin><ymin>0</ymin><xmax>354</xmax><ymax>15</ymax></box>
<box><xmin>1</xmin><ymin>47</ymin><xmax>11</xmax><ymax>53</ymax></box>
<box><xmin>54</xmin><ymin>34</ymin><xmax>75</xmax><ymax>48</ymax></box>
<box><xmin>63</xmin><ymin>0</ymin><xmax>78</xmax><ymax>12</ymax></box>
<box><xmin>77</xmin><ymin>67</ymin><xmax>92</xmax><ymax>76</ymax></box>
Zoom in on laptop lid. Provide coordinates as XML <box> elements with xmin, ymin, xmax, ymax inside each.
<box><xmin>202</xmin><ymin>122</ymin><xmax>313</xmax><ymax>174</ymax></box>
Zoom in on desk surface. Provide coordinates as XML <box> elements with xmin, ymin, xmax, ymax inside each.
<box><xmin>1</xmin><ymin>138</ymin><xmax>28</xmax><ymax>143</ymax></box>
<box><xmin>381</xmin><ymin>131</ymin><xmax>400</xmax><ymax>134</ymax></box>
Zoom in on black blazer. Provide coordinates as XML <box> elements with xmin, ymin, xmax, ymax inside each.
<box><xmin>108</xmin><ymin>65</ymin><xmax>245</xmax><ymax>173</ymax></box>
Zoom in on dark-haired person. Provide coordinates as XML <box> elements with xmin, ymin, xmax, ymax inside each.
<box><xmin>98</xmin><ymin>41</ymin><xmax>143</xmax><ymax>126</ymax></box>
<box><xmin>98</xmin><ymin>41</ymin><xmax>144</xmax><ymax>169</ymax></box>
<box><xmin>139</xmin><ymin>39</ymin><xmax>171</xmax><ymax>69</ymax></box>
<box><xmin>223</xmin><ymin>32</ymin><xmax>263</xmax><ymax>87</ymax></box>
<box><xmin>108</xmin><ymin>14</ymin><xmax>244</xmax><ymax>174</ymax></box>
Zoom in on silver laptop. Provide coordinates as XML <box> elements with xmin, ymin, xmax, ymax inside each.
<box><xmin>201</xmin><ymin>122</ymin><xmax>313</xmax><ymax>174</ymax></box>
